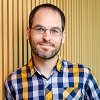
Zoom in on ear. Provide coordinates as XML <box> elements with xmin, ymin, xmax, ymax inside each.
<box><xmin>26</xmin><ymin>26</ymin><xmax>31</xmax><ymax>40</ymax></box>
<box><xmin>62</xmin><ymin>30</ymin><xmax>66</xmax><ymax>44</ymax></box>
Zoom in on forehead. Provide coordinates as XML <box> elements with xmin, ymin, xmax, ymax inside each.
<box><xmin>35</xmin><ymin>7</ymin><xmax>60</xmax><ymax>15</ymax></box>
<box><xmin>32</xmin><ymin>8</ymin><xmax>62</xmax><ymax>27</ymax></box>
<box><xmin>34</xmin><ymin>8</ymin><xmax>61</xmax><ymax>19</ymax></box>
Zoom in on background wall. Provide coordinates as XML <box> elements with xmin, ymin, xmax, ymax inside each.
<box><xmin>0</xmin><ymin>0</ymin><xmax>100</xmax><ymax>99</ymax></box>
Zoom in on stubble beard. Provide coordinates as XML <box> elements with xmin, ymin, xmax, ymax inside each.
<box><xmin>29</xmin><ymin>39</ymin><xmax>62</xmax><ymax>59</ymax></box>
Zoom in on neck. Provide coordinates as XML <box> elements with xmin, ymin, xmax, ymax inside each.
<box><xmin>32</xmin><ymin>53</ymin><xmax>58</xmax><ymax>78</ymax></box>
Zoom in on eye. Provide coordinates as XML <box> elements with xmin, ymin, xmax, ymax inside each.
<box><xmin>35</xmin><ymin>27</ymin><xmax>45</xmax><ymax>32</ymax></box>
<box><xmin>51</xmin><ymin>29</ymin><xmax>59</xmax><ymax>33</ymax></box>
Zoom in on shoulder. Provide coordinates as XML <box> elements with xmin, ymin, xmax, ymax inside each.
<box><xmin>62</xmin><ymin>60</ymin><xmax>90</xmax><ymax>72</ymax></box>
<box><xmin>61</xmin><ymin>60</ymin><xmax>93</xmax><ymax>80</ymax></box>
<box><xmin>5</xmin><ymin>65</ymin><xmax>28</xmax><ymax>84</ymax></box>
<box><xmin>62</xmin><ymin>60</ymin><xmax>100</xmax><ymax>83</ymax></box>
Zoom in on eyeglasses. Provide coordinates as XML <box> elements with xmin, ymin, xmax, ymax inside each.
<box><xmin>31</xmin><ymin>25</ymin><xmax>62</xmax><ymax>36</ymax></box>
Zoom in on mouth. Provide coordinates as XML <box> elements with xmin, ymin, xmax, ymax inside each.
<box><xmin>38</xmin><ymin>42</ymin><xmax>55</xmax><ymax>51</ymax></box>
<box><xmin>38</xmin><ymin>41</ymin><xmax>55</xmax><ymax>47</ymax></box>
<box><xmin>40</xmin><ymin>43</ymin><xmax>52</xmax><ymax>46</ymax></box>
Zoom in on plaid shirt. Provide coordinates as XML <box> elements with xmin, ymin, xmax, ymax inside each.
<box><xmin>5</xmin><ymin>56</ymin><xmax>100</xmax><ymax>100</ymax></box>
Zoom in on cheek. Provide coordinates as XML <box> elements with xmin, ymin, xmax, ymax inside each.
<box><xmin>54</xmin><ymin>38</ymin><xmax>62</xmax><ymax>46</ymax></box>
<box><xmin>30</xmin><ymin>34</ymin><xmax>40</xmax><ymax>42</ymax></box>
<box><xmin>29</xmin><ymin>35</ymin><xmax>43</xmax><ymax>47</ymax></box>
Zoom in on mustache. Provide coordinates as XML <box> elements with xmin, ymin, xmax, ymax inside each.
<box><xmin>38</xmin><ymin>41</ymin><xmax>55</xmax><ymax>47</ymax></box>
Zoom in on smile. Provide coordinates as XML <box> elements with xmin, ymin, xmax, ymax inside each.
<box><xmin>39</xmin><ymin>42</ymin><xmax>55</xmax><ymax>47</ymax></box>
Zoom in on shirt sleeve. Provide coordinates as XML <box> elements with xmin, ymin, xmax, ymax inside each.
<box><xmin>5</xmin><ymin>79</ymin><xmax>15</xmax><ymax>100</ymax></box>
<box><xmin>85</xmin><ymin>70</ymin><xmax>100</xmax><ymax>99</ymax></box>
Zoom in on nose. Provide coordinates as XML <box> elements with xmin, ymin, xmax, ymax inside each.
<box><xmin>42</xmin><ymin>30</ymin><xmax>51</xmax><ymax>41</ymax></box>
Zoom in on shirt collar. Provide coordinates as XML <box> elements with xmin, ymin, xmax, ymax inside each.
<box><xmin>27</xmin><ymin>55</ymin><xmax>65</xmax><ymax>76</ymax></box>
<box><xmin>56</xmin><ymin>56</ymin><xmax>64</xmax><ymax>73</ymax></box>
<box><xmin>27</xmin><ymin>58</ymin><xmax>35</xmax><ymax>76</ymax></box>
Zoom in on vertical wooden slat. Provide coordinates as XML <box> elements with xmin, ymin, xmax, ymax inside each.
<box><xmin>0</xmin><ymin>0</ymin><xmax>3</xmax><ymax>99</ymax></box>
<box><xmin>57</xmin><ymin>0</ymin><xmax>62</xmax><ymax>57</ymax></box>
<box><xmin>67</xmin><ymin>0</ymin><xmax>72</xmax><ymax>61</ymax></box>
<box><xmin>65</xmin><ymin>0</ymin><xmax>69</xmax><ymax>61</ymax></box>
<box><xmin>95</xmin><ymin>0</ymin><xmax>98</xmax><ymax>74</ymax></box>
<box><xmin>71</xmin><ymin>0</ymin><xmax>77</xmax><ymax>62</ymax></box>
<box><xmin>2</xmin><ymin>0</ymin><xmax>8</xmax><ymax>99</ymax></box>
<box><xmin>92</xmin><ymin>0</ymin><xmax>96</xmax><ymax>71</ymax></box>
<box><xmin>53</xmin><ymin>0</ymin><xmax>57</xmax><ymax>5</ymax></box>
<box><xmin>92</xmin><ymin>0</ymin><xmax>100</xmax><ymax>80</ymax></box>
<box><xmin>81</xmin><ymin>0</ymin><xmax>84</xmax><ymax>64</ymax></box>
<box><xmin>14</xmin><ymin>0</ymin><xmax>18</xmax><ymax>70</ymax></box>
<box><xmin>23</xmin><ymin>0</ymin><xmax>28</xmax><ymax>65</ymax></box>
<box><xmin>18</xmin><ymin>0</ymin><xmax>23</xmax><ymax>67</ymax></box>
<box><xmin>83</xmin><ymin>0</ymin><xmax>88</xmax><ymax>65</ymax></box>
<box><xmin>43</xmin><ymin>0</ymin><xmax>47</xmax><ymax>3</ymax></box>
<box><xmin>63</xmin><ymin>0</ymin><xmax>67</xmax><ymax>60</ymax></box>
<box><xmin>83</xmin><ymin>0</ymin><xmax>88</xmax><ymax>66</ymax></box>
<box><xmin>3</xmin><ymin>0</ymin><xmax>9</xmax><ymax>80</ymax></box>
<box><xmin>76</xmin><ymin>0</ymin><xmax>82</xmax><ymax>63</ymax></box>
<box><xmin>97</xmin><ymin>0</ymin><xmax>100</xmax><ymax>80</ymax></box>
<box><xmin>35</xmin><ymin>0</ymin><xmax>39</xmax><ymax>6</ymax></box>
<box><xmin>39</xmin><ymin>0</ymin><xmax>44</xmax><ymax>4</ymax></box>
<box><xmin>8</xmin><ymin>0</ymin><xmax>14</xmax><ymax>73</ymax></box>
<box><xmin>62</xmin><ymin>0</ymin><xmax>66</xmax><ymax>60</ymax></box>
<box><xmin>27</xmin><ymin>0</ymin><xmax>32</xmax><ymax>61</ymax></box>
<box><xmin>32</xmin><ymin>0</ymin><xmax>36</xmax><ymax>9</ymax></box>
<box><xmin>87</xmin><ymin>0</ymin><xmax>92</xmax><ymax>69</ymax></box>
<box><xmin>47</xmin><ymin>0</ymin><xmax>51</xmax><ymax>4</ymax></box>
<box><xmin>60</xmin><ymin>0</ymin><xmax>65</xmax><ymax>59</ymax></box>
<box><xmin>50</xmin><ymin>0</ymin><xmax>54</xmax><ymax>4</ymax></box>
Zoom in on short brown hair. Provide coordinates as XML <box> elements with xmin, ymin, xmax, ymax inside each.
<box><xmin>29</xmin><ymin>3</ymin><xmax>65</xmax><ymax>32</ymax></box>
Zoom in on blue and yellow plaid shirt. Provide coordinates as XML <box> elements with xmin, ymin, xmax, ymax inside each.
<box><xmin>5</xmin><ymin>56</ymin><xmax>100</xmax><ymax>100</ymax></box>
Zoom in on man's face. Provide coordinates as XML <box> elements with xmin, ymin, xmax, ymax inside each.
<box><xmin>27</xmin><ymin>8</ymin><xmax>66</xmax><ymax>59</ymax></box>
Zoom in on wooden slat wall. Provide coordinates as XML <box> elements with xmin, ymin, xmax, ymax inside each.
<box><xmin>0</xmin><ymin>0</ymin><xmax>100</xmax><ymax>99</ymax></box>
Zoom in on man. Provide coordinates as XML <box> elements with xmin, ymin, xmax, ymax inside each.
<box><xmin>5</xmin><ymin>3</ymin><xmax>100</xmax><ymax>100</ymax></box>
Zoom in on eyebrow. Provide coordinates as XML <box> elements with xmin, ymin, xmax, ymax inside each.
<box><xmin>33</xmin><ymin>24</ymin><xmax>44</xmax><ymax>28</ymax></box>
<box><xmin>33</xmin><ymin>24</ymin><xmax>62</xmax><ymax>30</ymax></box>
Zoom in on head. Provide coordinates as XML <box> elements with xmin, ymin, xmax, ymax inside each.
<box><xmin>27</xmin><ymin>3</ymin><xmax>66</xmax><ymax>59</ymax></box>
